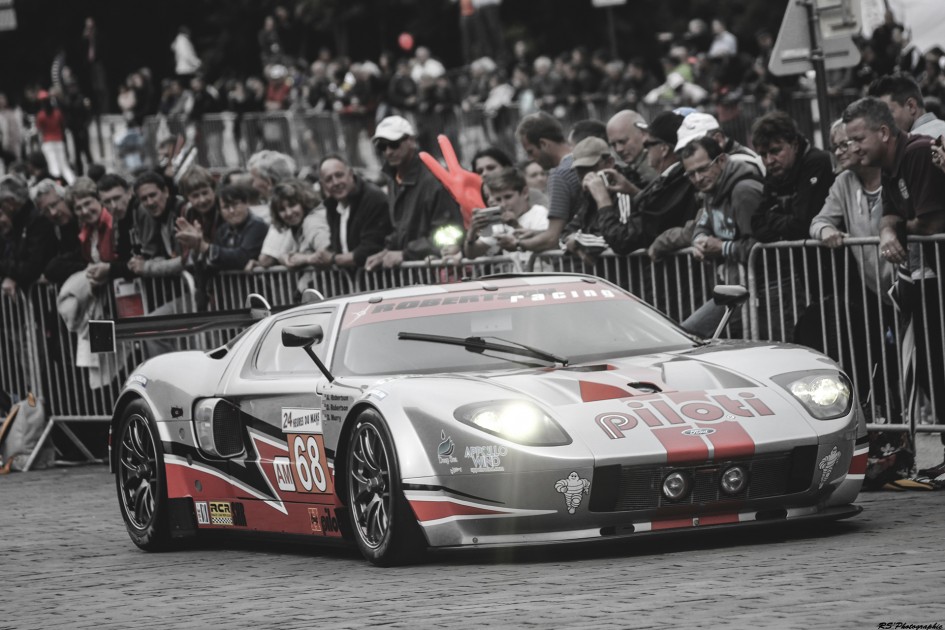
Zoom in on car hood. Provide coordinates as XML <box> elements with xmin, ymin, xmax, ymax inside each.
<box><xmin>393</xmin><ymin>341</ymin><xmax>844</xmax><ymax>466</ymax></box>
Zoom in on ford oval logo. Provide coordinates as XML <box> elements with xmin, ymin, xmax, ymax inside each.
<box><xmin>682</xmin><ymin>428</ymin><xmax>716</xmax><ymax>436</ymax></box>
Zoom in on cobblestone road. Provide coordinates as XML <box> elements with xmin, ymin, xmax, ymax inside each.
<box><xmin>1</xmin><ymin>435</ymin><xmax>943</xmax><ymax>630</ymax></box>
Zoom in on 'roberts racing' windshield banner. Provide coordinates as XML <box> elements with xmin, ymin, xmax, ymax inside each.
<box><xmin>340</xmin><ymin>282</ymin><xmax>627</xmax><ymax>329</ymax></box>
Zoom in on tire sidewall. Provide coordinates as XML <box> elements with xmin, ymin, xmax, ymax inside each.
<box><xmin>115</xmin><ymin>400</ymin><xmax>169</xmax><ymax>550</ymax></box>
<box><xmin>346</xmin><ymin>410</ymin><xmax>417</xmax><ymax>565</ymax></box>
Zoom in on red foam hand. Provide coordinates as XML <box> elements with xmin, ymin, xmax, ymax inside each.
<box><xmin>419</xmin><ymin>135</ymin><xmax>484</xmax><ymax>229</ymax></box>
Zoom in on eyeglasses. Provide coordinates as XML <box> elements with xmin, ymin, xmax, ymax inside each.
<box><xmin>374</xmin><ymin>138</ymin><xmax>404</xmax><ymax>152</ymax></box>
<box><xmin>832</xmin><ymin>140</ymin><xmax>852</xmax><ymax>153</ymax></box>
<box><xmin>643</xmin><ymin>139</ymin><xmax>666</xmax><ymax>150</ymax></box>
<box><xmin>684</xmin><ymin>155</ymin><xmax>721</xmax><ymax>180</ymax></box>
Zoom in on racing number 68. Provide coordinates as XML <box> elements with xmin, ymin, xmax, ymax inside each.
<box><xmin>293</xmin><ymin>434</ymin><xmax>328</xmax><ymax>492</ymax></box>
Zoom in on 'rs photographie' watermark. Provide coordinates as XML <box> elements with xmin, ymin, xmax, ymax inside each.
<box><xmin>877</xmin><ymin>623</ymin><xmax>944</xmax><ymax>630</ymax></box>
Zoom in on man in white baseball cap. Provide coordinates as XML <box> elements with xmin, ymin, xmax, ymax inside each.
<box><xmin>675</xmin><ymin>112</ymin><xmax>764</xmax><ymax>176</ymax></box>
<box><xmin>372</xmin><ymin>115</ymin><xmax>415</xmax><ymax>145</ymax></box>
<box><xmin>366</xmin><ymin>115</ymin><xmax>462</xmax><ymax>270</ymax></box>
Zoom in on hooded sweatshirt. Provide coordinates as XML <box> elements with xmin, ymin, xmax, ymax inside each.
<box><xmin>692</xmin><ymin>158</ymin><xmax>765</xmax><ymax>277</ymax></box>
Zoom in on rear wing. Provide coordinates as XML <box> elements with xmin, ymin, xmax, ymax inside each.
<box><xmin>88</xmin><ymin>293</ymin><xmax>296</xmax><ymax>354</ymax></box>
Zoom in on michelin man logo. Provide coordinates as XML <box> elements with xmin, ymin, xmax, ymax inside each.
<box><xmin>555</xmin><ymin>471</ymin><xmax>590</xmax><ymax>514</ymax></box>
<box><xmin>818</xmin><ymin>446</ymin><xmax>841</xmax><ymax>488</ymax></box>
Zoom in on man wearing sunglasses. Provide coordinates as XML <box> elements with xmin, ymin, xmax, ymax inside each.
<box><xmin>366</xmin><ymin>115</ymin><xmax>462</xmax><ymax>270</ymax></box>
<box><xmin>679</xmin><ymin>136</ymin><xmax>765</xmax><ymax>338</ymax></box>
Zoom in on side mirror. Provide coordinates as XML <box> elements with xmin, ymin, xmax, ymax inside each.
<box><xmin>300</xmin><ymin>288</ymin><xmax>325</xmax><ymax>304</ymax></box>
<box><xmin>282</xmin><ymin>324</ymin><xmax>324</xmax><ymax>348</ymax></box>
<box><xmin>282</xmin><ymin>324</ymin><xmax>333</xmax><ymax>382</ymax></box>
<box><xmin>712</xmin><ymin>285</ymin><xmax>749</xmax><ymax>308</ymax></box>
<box><xmin>710</xmin><ymin>285</ymin><xmax>749</xmax><ymax>340</ymax></box>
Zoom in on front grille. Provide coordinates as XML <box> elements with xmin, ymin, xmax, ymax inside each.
<box><xmin>212</xmin><ymin>402</ymin><xmax>244</xmax><ymax>457</ymax></box>
<box><xmin>589</xmin><ymin>447</ymin><xmax>817</xmax><ymax>513</ymax></box>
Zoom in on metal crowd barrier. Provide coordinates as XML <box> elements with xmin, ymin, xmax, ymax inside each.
<box><xmin>749</xmin><ymin>237</ymin><xmax>945</xmax><ymax>439</ymax></box>
<box><xmin>85</xmin><ymin>91</ymin><xmax>866</xmax><ymax>175</ymax></box>
<box><xmin>0</xmin><ymin>291</ymin><xmax>43</xmax><ymax>414</ymax></box>
<box><xmin>528</xmin><ymin>248</ymin><xmax>747</xmax><ymax>329</ymax></box>
<box><xmin>5</xmin><ymin>238</ymin><xmax>943</xmax><ymax>469</ymax></box>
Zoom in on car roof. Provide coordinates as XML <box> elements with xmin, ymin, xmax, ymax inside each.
<box><xmin>311</xmin><ymin>273</ymin><xmax>617</xmax><ymax>309</ymax></box>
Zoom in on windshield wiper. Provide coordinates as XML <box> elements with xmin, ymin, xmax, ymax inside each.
<box><xmin>398</xmin><ymin>332</ymin><xmax>569</xmax><ymax>366</ymax></box>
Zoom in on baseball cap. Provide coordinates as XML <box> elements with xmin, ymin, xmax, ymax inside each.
<box><xmin>675</xmin><ymin>112</ymin><xmax>721</xmax><ymax>151</ymax></box>
<box><xmin>571</xmin><ymin>137</ymin><xmax>611</xmax><ymax>168</ymax></box>
<box><xmin>372</xmin><ymin>116</ymin><xmax>415</xmax><ymax>142</ymax></box>
<box><xmin>635</xmin><ymin>111</ymin><xmax>684</xmax><ymax>147</ymax></box>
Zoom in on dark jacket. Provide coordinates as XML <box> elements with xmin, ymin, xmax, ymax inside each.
<box><xmin>752</xmin><ymin>138</ymin><xmax>835</xmax><ymax>242</ymax></box>
<box><xmin>44</xmin><ymin>216</ymin><xmax>86</xmax><ymax>284</ymax></box>
<box><xmin>597</xmin><ymin>161</ymin><xmax>699</xmax><ymax>255</ymax></box>
<box><xmin>108</xmin><ymin>202</ymin><xmax>138</xmax><ymax>281</ymax></box>
<box><xmin>0</xmin><ymin>200</ymin><xmax>58</xmax><ymax>290</ymax></box>
<box><xmin>205</xmin><ymin>214</ymin><xmax>268</xmax><ymax>270</ymax></box>
<box><xmin>383</xmin><ymin>152</ymin><xmax>462</xmax><ymax>260</ymax></box>
<box><xmin>324</xmin><ymin>176</ymin><xmax>391</xmax><ymax>267</ymax></box>
<box><xmin>133</xmin><ymin>195</ymin><xmax>186</xmax><ymax>277</ymax></box>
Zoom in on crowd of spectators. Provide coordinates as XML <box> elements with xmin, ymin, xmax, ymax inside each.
<box><xmin>2</xmin><ymin>10</ymin><xmax>945</xmax><ymax>482</ymax></box>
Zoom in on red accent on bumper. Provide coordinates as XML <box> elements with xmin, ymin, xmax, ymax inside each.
<box><xmin>409</xmin><ymin>500</ymin><xmax>505</xmax><ymax>522</ymax></box>
<box><xmin>849</xmin><ymin>451</ymin><xmax>868</xmax><ymax>475</ymax></box>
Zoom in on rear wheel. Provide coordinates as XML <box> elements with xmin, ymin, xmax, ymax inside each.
<box><xmin>115</xmin><ymin>400</ymin><xmax>172</xmax><ymax>550</ymax></box>
<box><xmin>345</xmin><ymin>410</ymin><xmax>424</xmax><ymax>566</ymax></box>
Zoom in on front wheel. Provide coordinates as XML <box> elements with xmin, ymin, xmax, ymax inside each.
<box><xmin>345</xmin><ymin>410</ymin><xmax>424</xmax><ymax>566</ymax></box>
<box><xmin>115</xmin><ymin>400</ymin><xmax>173</xmax><ymax>551</ymax></box>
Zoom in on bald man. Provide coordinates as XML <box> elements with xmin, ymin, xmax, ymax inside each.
<box><xmin>605</xmin><ymin>110</ymin><xmax>659</xmax><ymax>196</ymax></box>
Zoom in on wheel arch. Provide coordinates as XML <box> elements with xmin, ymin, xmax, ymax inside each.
<box><xmin>110</xmin><ymin>390</ymin><xmax>148</xmax><ymax>471</ymax></box>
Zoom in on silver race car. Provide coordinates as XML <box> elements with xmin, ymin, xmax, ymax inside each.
<box><xmin>111</xmin><ymin>274</ymin><xmax>866</xmax><ymax>565</ymax></box>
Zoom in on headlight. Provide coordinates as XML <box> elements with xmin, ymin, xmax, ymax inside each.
<box><xmin>773</xmin><ymin>371</ymin><xmax>853</xmax><ymax>420</ymax></box>
<box><xmin>454</xmin><ymin>401</ymin><xmax>571</xmax><ymax>446</ymax></box>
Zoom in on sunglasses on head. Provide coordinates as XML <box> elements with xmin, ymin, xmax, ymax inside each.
<box><xmin>375</xmin><ymin>138</ymin><xmax>404</xmax><ymax>151</ymax></box>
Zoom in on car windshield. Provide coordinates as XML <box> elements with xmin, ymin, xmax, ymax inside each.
<box><xmin>331</xmin><ymin>281</ymin><xmax>696</xmax><ymax>376</ymax></box>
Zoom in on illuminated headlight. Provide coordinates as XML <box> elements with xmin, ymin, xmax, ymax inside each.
<box><xmin>662</xmin><ymin>471</ymin><xmax>691</xmax><ymax>501</ymax></box>
<box><xmin>774</xmin><ymin>371</ymin><xmax>853</xmax><ymax>420</ymax></box>
<box><xmin>720</xmin><ymin>466</ymin><xmax>748</xmax><ymax>495</ymax></box>
<box><xmin>454</xmin><ymin>401</ymin><xmax>570</xmax><ymax>446</ymax></box>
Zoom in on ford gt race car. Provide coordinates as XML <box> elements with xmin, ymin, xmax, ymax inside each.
<box><xmin>111</xmin><ymin>274</ymin><xmax>866</xmax><ymax>565</ymax></box>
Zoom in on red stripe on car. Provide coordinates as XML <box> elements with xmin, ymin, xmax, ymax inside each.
<box><xmin>701</xmin><ymin>421</ymin><xmax>756</xmax><ymax>459</ymax></box>
<box><xmin>698</xmin><ymin>513</ymin><xmax>740</xmax><ymax>526</ymax></box>
<box><xmin>579</xmin><ymin>381</ymin><xmax>632</xmax><ymax>402</ymax></box>
<box><xmin>652</xmin><ymin>426</ymin><xmax>709</xmax><ymax>464</ymax></box>
<box><xmin>849</xmin><ymin>451</ymin><xmax>868</xmax><ymax>475</ymax></box>
<box><xmin>409</xmin><ymin>500</ymin><xmax>507</xmax><ymax>522</ymax></box>
<box><xmin>651</xmin><ymin>517</ymin><xmax>694</xmax><ymax>530</ymax></box>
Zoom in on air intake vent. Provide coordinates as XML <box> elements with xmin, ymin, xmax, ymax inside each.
<box><xmin>212</xmin><ymin>402</ymin><xmax>244</xmax><ymax>457</ymax></box>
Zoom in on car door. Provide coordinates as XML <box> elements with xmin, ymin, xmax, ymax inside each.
<box><xmin>217</xmin><ymin>307</ymin><xmax>340</xmax><ymax>536</ymax></box>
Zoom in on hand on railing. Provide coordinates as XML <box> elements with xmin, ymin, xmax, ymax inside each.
<box><xmin>419</xmin><ymin>135</ymin><xmax>483</xmax><ymax>229</ymax></box>
<box><xmin>1</xmin><ymin>277</ymin><xmax>17</xmax><ymax>298</ymax></box>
